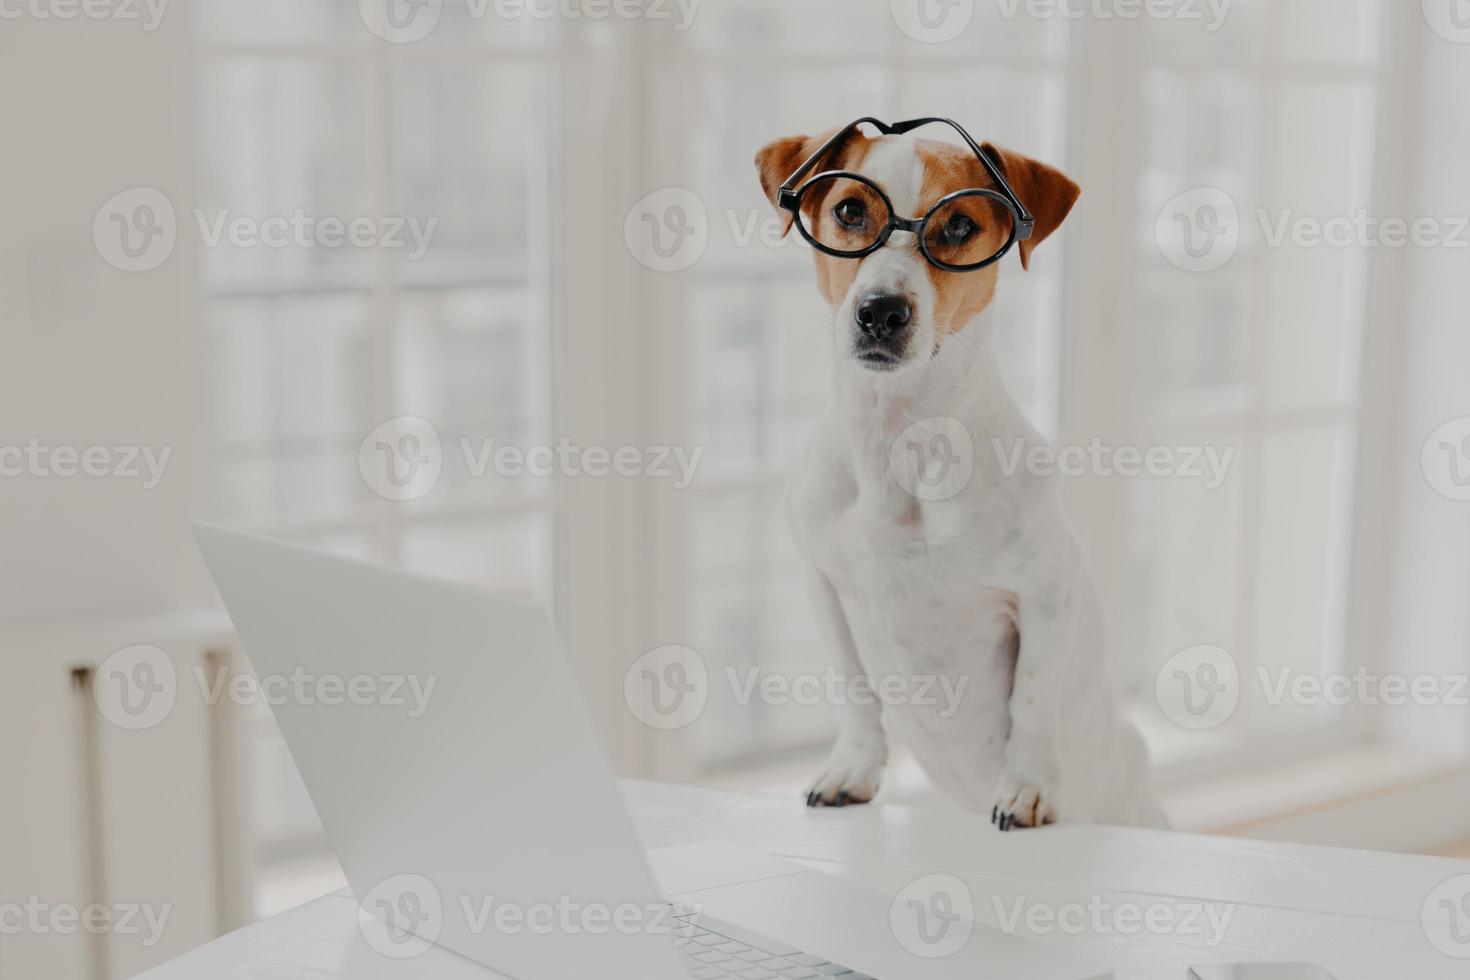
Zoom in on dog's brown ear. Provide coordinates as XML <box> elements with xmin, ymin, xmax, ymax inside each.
<box><xmin>756</xmin><ymin>128</ymin><xmax>858</xmax><ymax>238</ymax></box>
<box><xmin>981</xmin><ymin>143</ymin><xmax>1080</xmax><ymax>271</ymax></box>
<box><xmin>754</xmin><ymin>134</ymin><xmax>816</xmax><ymax>238</ymax></box>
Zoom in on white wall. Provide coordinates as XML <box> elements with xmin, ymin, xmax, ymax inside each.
<box><xmin>0</xmin><ymin>3</ymin><xmax>208</xmax><ymax>625</ymax></box>
<box><xmin>1379</xmin><ymin>11</ymin><xmax>1470</xmax><ymax>755</ymax></box>
<box><xmin>0</xmin><ymin>8</ymin><xmax>228</xmax><ymax>979</ymax></box>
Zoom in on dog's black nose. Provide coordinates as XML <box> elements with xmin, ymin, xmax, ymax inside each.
<box><xmin>855</xmin><ymin>293</ymin><xmax>913</xmax><ymax>341</ymax></box>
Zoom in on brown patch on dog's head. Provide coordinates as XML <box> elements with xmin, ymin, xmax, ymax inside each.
<box><xmin>907</xmin><ymin>139</ymin><xmax>1080</xmax><ymax>339</ymax></box>
<box><xmin>914</xmin><ymin>139</ymin><xmax>1013</xmax><ymax>339</ymax></box>
<box><xmin>754</xmin><ymin>127</ymin><xmax>877</xmax><ymax>307</ymax></box>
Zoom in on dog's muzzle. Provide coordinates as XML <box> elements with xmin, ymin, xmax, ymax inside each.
<box><xmin>852</xmin><ymin>291</ymin><xmax>912</xmax><ymax>369</ymax></box>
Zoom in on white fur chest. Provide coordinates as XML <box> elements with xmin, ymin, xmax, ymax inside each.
<box><xmin>789</xmin><ymin>341</ymin><xmax>1028</xmax><ymax>631</ymax></box>
<box><xmin>791</xmin><ymin>410</ymin><xmax>1019</xmax><ymax>670</ymax></box>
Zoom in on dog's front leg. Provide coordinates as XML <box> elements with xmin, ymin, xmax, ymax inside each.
<box><xmin>804</xmin><ymin>568</ymin><xmax>887</xmax><ymax>807</ymax></box>
<box><xmin>991</xmin><ymin>574</ymin><xmax>1076</xmax><ymax>830</ymax></box>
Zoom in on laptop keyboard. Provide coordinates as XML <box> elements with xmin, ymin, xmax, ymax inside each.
<box><xmin>671</xmin><ymin>906</ymin><xmax>876</xmax><ymax>979</ymax></box>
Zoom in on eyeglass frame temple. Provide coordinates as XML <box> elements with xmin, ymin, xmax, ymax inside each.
<box><xmin>776</xmin><ymin>116</ymin><xmax>1035</xmax><ymax>243</ymax></box>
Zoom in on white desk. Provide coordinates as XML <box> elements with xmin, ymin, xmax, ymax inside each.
<box><xmin>137</xmin><ymin>780</ymin><xmax>1470</xmax><ymax>980</ymax></box>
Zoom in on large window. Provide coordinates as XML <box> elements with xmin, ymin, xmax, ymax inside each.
<box><xmin>197</xmin><ymin>0</ymin><xmax>1403</xmax><ymax>908</ymax></box>
<box><xmin>1122</xmin><ymin>0</ymin><xmax>1384</xmax><ymax>763</ymax></box>
<box><xmin>197</xmin><ymin>3</ymin><xmax>560</xmax><ymax>913</ymax></box>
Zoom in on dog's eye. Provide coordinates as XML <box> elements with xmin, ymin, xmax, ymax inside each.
<box><xmin>834</xmin><ymin>199</ymin><xmax>867</xmax><ymax>228</ymax></box>
<box><xmin>942</xmin><ymin>214</ymin><xmax>976</xmax><ymax>245</ymax></box>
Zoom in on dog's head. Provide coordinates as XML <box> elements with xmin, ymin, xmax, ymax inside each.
<box><xmin>755</xmin><ymin>125</ymin><xmax>1079</xmax><ymax>373</ymax></box>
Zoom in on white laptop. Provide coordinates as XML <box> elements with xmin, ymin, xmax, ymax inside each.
<box><xmin>194</xmin><ymin>523</ymin><xmax>1109</xmax><ymax>980</ymax></box>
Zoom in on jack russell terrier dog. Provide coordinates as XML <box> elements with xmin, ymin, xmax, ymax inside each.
<box><xmin>754</xmin><ymin>117</ymin><xmax>1166</xmax><ymax>830</ymax></box>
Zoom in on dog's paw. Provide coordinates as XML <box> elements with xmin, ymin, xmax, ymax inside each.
<box><xmin>805</xmin><ymin>743</ymin><xmax>885</xmax><ymax>808</ymax></box>
<box><xmin>990</xmin><ymin>775</ymin><xmax>1058</xmax><ymax>831</ymax></box>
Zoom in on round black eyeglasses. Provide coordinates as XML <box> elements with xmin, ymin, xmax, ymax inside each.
<box><xmin>777</xmin><ymin>117</ymin><xmax>1034</xmax><ymax>273</ymax></box>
